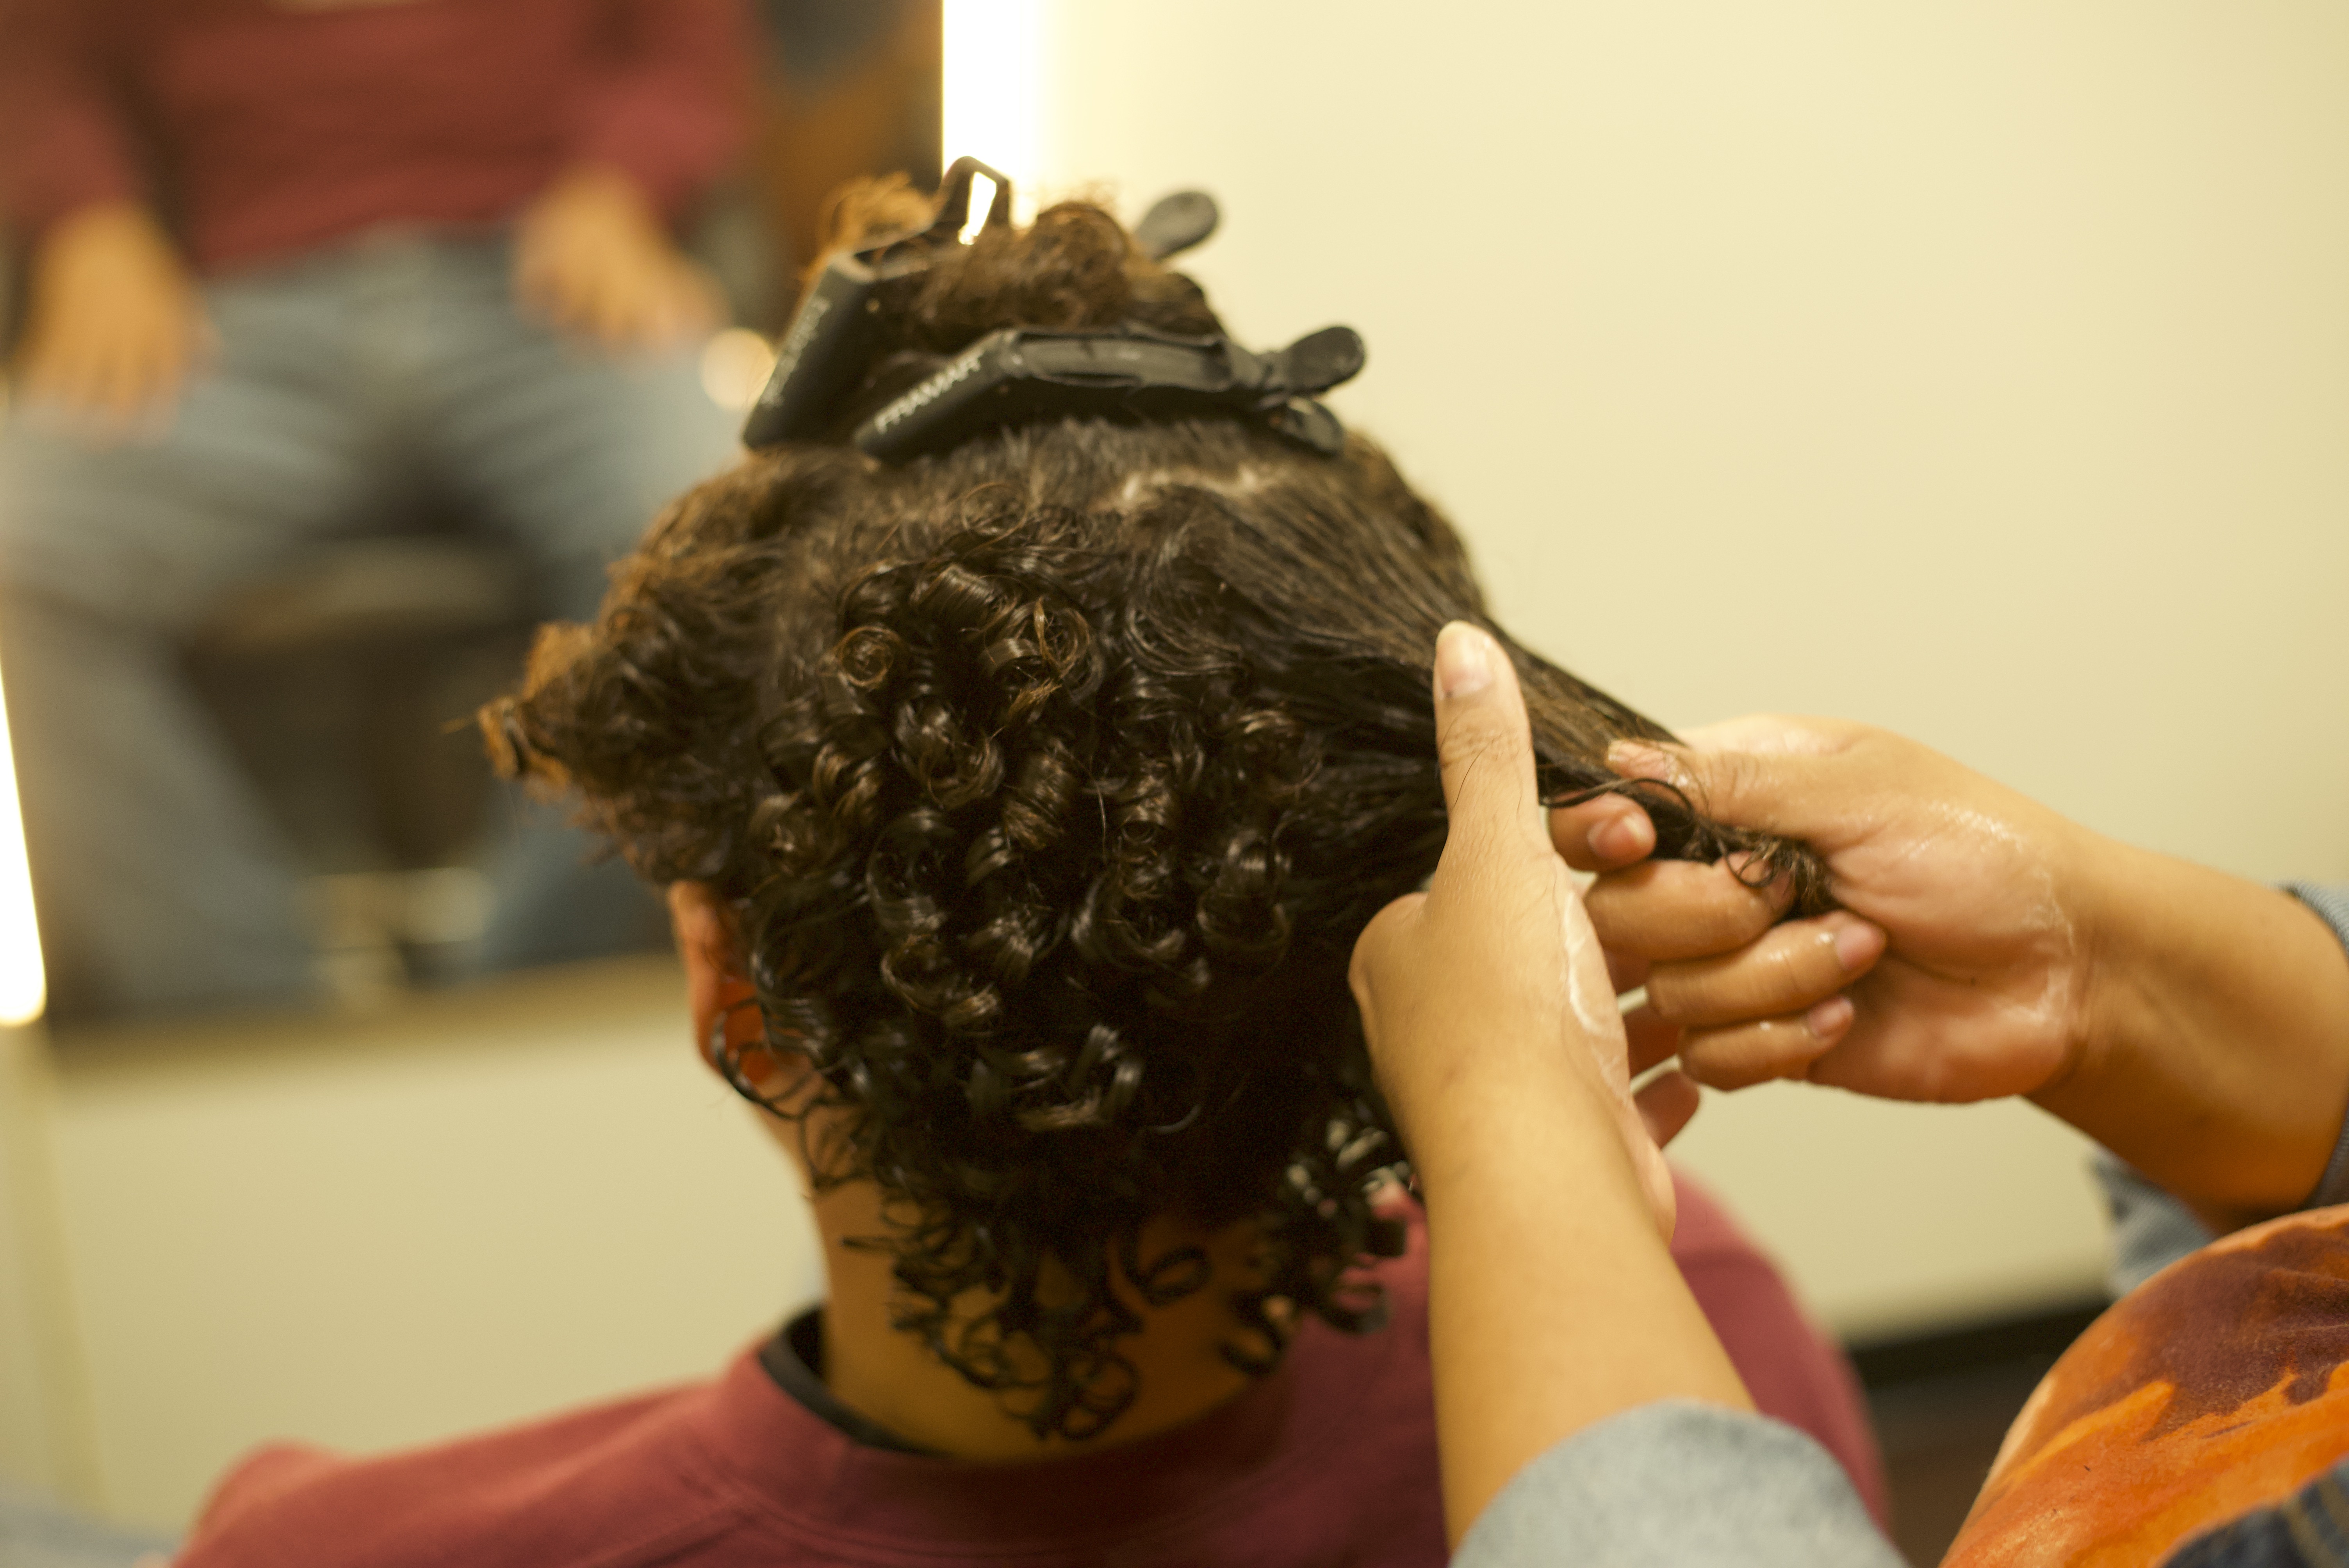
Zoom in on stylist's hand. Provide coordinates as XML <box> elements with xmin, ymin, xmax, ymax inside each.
<box><xmin>1553</xmin><ymin>716</ymin><xmax>2349</xmax><ymax>1227</ymax></box>
<box><xmin>1351</xmin><ymin>623</ymin><xmax>1693</xmax><ymax>1234</ymax></box>
<box><xmin>1354</xmin><ymin>627</ymin><xmax>1759</xmax><ymax>1547</ymax></box>
<box><xmin>1551</xmin><ymin>716</ymin><xmax>2094</xmax><ymax>1104</ymax></box>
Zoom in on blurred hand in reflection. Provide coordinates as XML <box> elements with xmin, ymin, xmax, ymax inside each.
<box><xmin>14</xmin><ymin>200</ymin><xmax>214</xmax><ymax>434</ymax></box>
<box><xmin>512</xmin><ymin>165</ymin><xmax>720</xmax><ymax>353</ymax></box>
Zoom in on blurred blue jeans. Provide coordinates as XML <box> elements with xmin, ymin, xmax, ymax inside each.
<box><xmin>0</xmin><ymin>232</ymin><xmax>740</xmax><ymax>1018</ymax></box>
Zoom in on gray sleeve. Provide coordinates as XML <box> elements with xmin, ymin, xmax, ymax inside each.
<box><xmin>2095</xmin><ymin>1150</ymin><xmax>2217</xmax><ymax>1295</ymax></box>
<box><xmin>1452</xmin><ymin>1401</ymin><xmax>1902</xmax><ymax>1568</ymax></box>
<box><xmin>2285</xmin><ymin>882</ymin><xmax>2349</xmax><ymax>1211</ymax></box>
<box><xmin>2093</xmin><ymin>882</ymin><xmax>2349</xmax><ymax>1298</ymax></box>
<box><xmin>1453</xmin><ymin>881</ymin><xmax>2349</xmax><ymax>1568</ymax></box>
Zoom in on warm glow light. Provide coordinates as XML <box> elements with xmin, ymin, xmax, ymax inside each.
<box><xmin>699</xmin><ymin>328</ymin><xmax>777</xmax><ymax>412</ymax></box>
<box><xmin>958</xmin><ymin>172</ymin><xmax>1000</xmax><ymax>246</ymax></box>
<box><xmin>941</xmin><ymin>0</ymin><xmax>1044</xmax><ymax>223</ymax></box>
<box><xmin>0</xmin><ymin>665</ymin><xmax>48</xmax><ymax>1025</ymax></box>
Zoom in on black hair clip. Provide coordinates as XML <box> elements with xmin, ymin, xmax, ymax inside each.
<box><xmin>1131</xmin><ymin>189</ymin><xmax>1219</xmax><ymax>262</ymax></box>
<box><xmin>742</xmin><ymin>165</ymin><xmax>1359</xmax><ymax>461</ymax></box>
<box><xmin>852</xmin><ymin>321</ymin><xmax>1367</xmax><ymax>461</ymax></box>
<box><xmin>741</xmin><ymin>155</ymin><xmax>1014</xmax><ymax>449</ymax></box>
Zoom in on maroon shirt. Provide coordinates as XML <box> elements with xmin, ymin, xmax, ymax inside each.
<box><xmin>0</xmin><ymin>0</ymin><xmax>752</xmax><ymax>272</ymax></box>
<box><xmin>171</xmin><ymin>1178</ymin><xmax>1885</xmax><ymax>1567</ymax></box>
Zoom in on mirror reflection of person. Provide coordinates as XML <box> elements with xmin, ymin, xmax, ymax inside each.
<box><xmin>0</xmin><ymin>0</ymin><xmax>752</xmax><ymax>1017</ymax></box>
<box><xmin>1353</xmin><ymin>628</ymin><xmax>2349</xmax><ymax>1566</ymax></box>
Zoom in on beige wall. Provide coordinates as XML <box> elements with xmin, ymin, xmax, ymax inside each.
<box><xmin>1032</xmin><ymin>2</ymin><xmax>2347</xmax><ymax>1329</ymax></box>
<box><xmin>9</xmin><ymin>961</ymin><xmax>822</xmax><ymax>1529</ymax></box>
<box><xmin>8</xmin><ymin>0</ymin><xmax>2349</xmax><ymax>1535</ymax></box>
<box><xmin>1037</xmin><ymin>0</ymin><xmax>2348</xmax><ymax>873</ymax></box>
<box><xmin>0</xmin><ymin>1023</ymin><xmax>98</xmax><ymax>1501</ymax></box>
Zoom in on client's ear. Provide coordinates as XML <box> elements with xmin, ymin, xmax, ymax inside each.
<box><xmin>668</xmin><ymin>883</ymin><xmax>813</xmax><ymax>1114</ymax></box>
<box><xmin>668</xmin><ymin>882</ymin><xmax>758</xmax><ymax>1075</ymax></box>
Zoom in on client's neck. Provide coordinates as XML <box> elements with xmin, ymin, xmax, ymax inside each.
<box><xmin>812</xmin><ymin>1180</ymin><xmax>1265</xmax><ymax>1460</ymax></box>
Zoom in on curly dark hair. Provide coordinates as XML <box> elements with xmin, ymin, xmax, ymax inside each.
<box><xmin>485</xmin><ymin>182</ymin><xmax>1826</xmax><ymax>1443</ymax></box>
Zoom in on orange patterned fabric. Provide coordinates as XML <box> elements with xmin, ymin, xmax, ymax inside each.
<box><xmin>1945</xmin><ymin>1204</ymin><xmax>2349</xmax><ymax>1568</ymax></box>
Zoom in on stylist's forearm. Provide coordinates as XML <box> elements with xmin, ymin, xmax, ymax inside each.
<box><xmin>2039</xmin><ymin>837</ymin><xmax>2349</xmax><ymax>1229</ymax></box>
<box><xmin>1409</xmin><ymin>1045</ymin><xmax>1752</xmax><ymax>1546</ymax></box>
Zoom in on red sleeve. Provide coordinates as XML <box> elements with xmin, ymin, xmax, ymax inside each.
<box><xmin>0</xmin><ymin>0</ymin><xmax>146</xmax><ymax>237</ymax></box>
<box><xmin>180</xmin><ymin>1442</ymin><xmax>345</xmax><ymax>1548</ymax></box>
<box><xmin>572</xmin><ymin>0</ymin><xmax>757</xmax><ymax>225</ymax></box>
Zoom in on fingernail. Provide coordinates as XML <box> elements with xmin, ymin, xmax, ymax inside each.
<box><xmin>1607</xmin><ymin>740</ymin><xmax>1672</xmax><ymax>779</ymax></box>
<box><xmin>1831</xmin><ymin>920</ymin><xmax>1885</xmax><ymax>973</ymax></box>
<box><xmin>1434</xmin><ymin>622</ymin><xmax>1492</xmax><ymax>698</ymax></box>
<box><xmin>1806</xmin><ymin>995</ymin><xmax>1854</xmax><ymax>1040</ymax></box>
<box><xmin>1589</xmin><ymin>813</ymin><xmax>1645</xmax><ymax>861</ymax></box>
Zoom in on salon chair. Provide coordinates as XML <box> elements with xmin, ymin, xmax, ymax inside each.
<box><xmin>183</xmin><ymin>529</ymin><xmax>538</xmax><ymax>1003</ymax></box>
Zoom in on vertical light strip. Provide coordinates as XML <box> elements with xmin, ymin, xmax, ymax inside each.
<box><xmin>940</xmin><ymin>0</ymin><xmax>1044</xmax><ymax>222</ymax></box>
<box><xmin>0</xmin><ymin>669</ymin><xmax>45</xmax><ymax>1024</ymax></box>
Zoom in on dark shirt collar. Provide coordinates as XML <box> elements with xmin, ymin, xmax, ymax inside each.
<box><xmin>756</xmin><ymin>1307</ymin><xmax>937</xmax><ymax>1456</ymax></box>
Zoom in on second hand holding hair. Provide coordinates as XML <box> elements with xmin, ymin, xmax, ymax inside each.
<box><xmin>1551</xmin><ymin>716</ymin><xmax>2349</xmax><ymax>1233</ymax></box>
<box><xmin>1348</xmin><ymin>623</ymin><xmax>1751</xmax><ymax>1549</ymax></box>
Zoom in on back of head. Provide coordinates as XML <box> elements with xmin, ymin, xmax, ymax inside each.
<box><xmin>488</xmin><ymin>178</ymin><xmax>1820</xmax><ymax>1440</ymax></box>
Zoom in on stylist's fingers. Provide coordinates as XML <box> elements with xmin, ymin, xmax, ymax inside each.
<box><xmin>1428</xmin><ymin>620</ymin><xmax>1635</xmax><ymax>1095</ymax></box>
<box><xmin>1634</xmin><ymin>1069</ymin><xmax>1701</xmax><ymax>1148</ymax></box>
<box><xmin>1557</xmin><ymin>714</ymin><xmax>1848</xmax><ymax>874</ymax></box>
<box><xmin>1586</xmin><ymin>857</ymin><xmax>1792</xmax><ymax>960</ymax></box>
<box><xmin>1624</xmin><ymin>1003</ymin><xmax>1681</xmax><ymax>1078</ymax></box>
<box><xmin>1676</xmin><ymin>998</ymin><xmax>1856</xmax><ymax>1090</ymax></box>
<box><xmin>1353</xmin><ymin>623</ymin><xmax>1556</xmax><ymax>1080</ymax></box>
<box><xmin>1604</xmin><ymin>947</ymin><xmax>1650</xmax><ymax>998</ymax></box>
<box><xmin>1643</xmin><ymin>911</ymin><xmax>1885</xmax><ymax>1028</ymax></box>
<box><xmin>1606</xmin><ymin>719</ymin><xmax>1857</xmax><ymax>848</ymax></box>
<box><xmin>1428</xmin><ymin>622</ymin><xmax>1547</xmax><ymax>877</ymax></box>
<box><xmin>1408</xmin><ymin>624</ymin><xmax>1676</xmax><ymax>1235</ymax></box>
<box><xmin>1551</xmin><ymin>793</ymin><xmax>1655</xmax><ymax>871</ymax></box>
